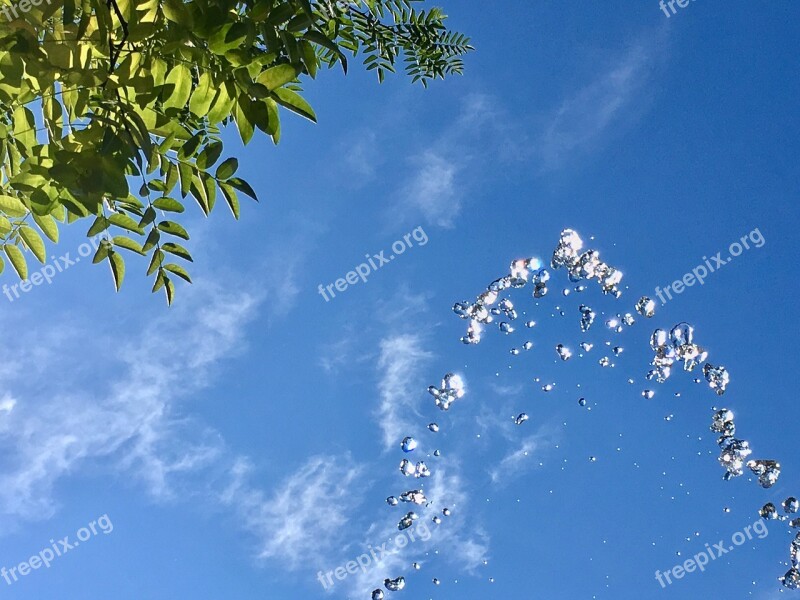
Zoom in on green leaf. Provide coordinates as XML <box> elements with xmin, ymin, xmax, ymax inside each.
<box><xmin>227</xmin><ymin>177</ymin><xmax>258</xmax><ymax>201</ymax></box>
<box><xmin>147</xmin><ymin>249</ymin><xmax>165</xmax><ymax>275</ymax></box>
<box><xmin>108</xmin><ymin>213</ymin><xmax>145</xmax><ymax>235</ymax></box>
<box><xmin>162</xmin><ymin>0</ymin><xmax>192</xmax><ymax>25</ymax></box>
<box><xmin>4</xmin><ymin>244</ymin><xmax>27</xmax><ymax>280</ymax></box>
<box><xmin>164</xmin><ymin>263</ymin><xmax>192</xmax><ymax>283</ymax></box>
<box><xmin>142</xmin><ymin>229</ymin><xmax>161</xmax><ymax>253</ymax></box>
<box><xmin>152</xmin><ymin>270</ymin><xmax>166</xmax><ymax>293</ymax></box>
<box><xmin>12</xmin><ymin>106</ymin><xmax>36</xmax><ymax>150</ymax></box>
<box><xmin>272</xmin><ymin>88</ymin><xmax>317</xmax><ymax>122</ymax></box>
<box><xmin>165</xmin><ymin>277</ymin><xmax>176</xmax><ymax>305</ymax></box>
<box><xmin>0</xmin><ymin>194</ymin><xmax>28</xmax><ymax>217</ymax></box>
<box><xmin>19</xmin><ymin>225</ymin><xmax>46</xmax><ymax>263</ymax></box>
<box><xmin>163</xmin><ymin>64</ymin><xmax>192</xmax><ymax>110</ymax></box>
<box><xmin>113</xmin><ymin>236</ymin><xmax>145</xmax><ymax>255</ymax></box>
<box><xmin>162</xmin><ymin>242</ymin><xmax>193</xmax><ymax>262</ymax></box>
<box><xmin>153</xmin><ymin>197</ymin><xmax>185</xmax><ymax>213</ymax></box>
<box><xmin>178</xmin><ymin>161</ymin><xmax>193</xmax><ymax>197</ymax></box>
<box><xmin>109</xmin><ymin>251</ymin><xmax>125</xmax><ymax>291</ymax></box>
<box><xmin>189</xmin><ymin>72</ymin><xmax>214</xmax><ymax>117</ymax></box>
<box><xmin>157</xmin><ymin>220</ymin><xmax>190</xmax><ymax>240</ymax></box>
<box><xmin>93</xmin><ymin>239</ymin><xmax>111</xmax><ymax>264</ymax></box>
<box><xmin>33</xmin><ymin>213</ymin><xmax>59</xmax><ymax>243</ymax></box>
<box><xmin>196</xmin><ymin>141</ymin><xmax>223</xmax><ymax>170</ymax></box>
<box><xmin>215</xmin><ymin>157</ymin><xmax>238</xmax><ymax>180</ymax></box>
<box><xmin>219</xmin><ymin>182</ymin><xmax>240</xmax><ymax>219</ymax></box>
<box><xmin>233</xmin><ymin>99</ymin><xmax>255</xmax><ymax>145</ymax></box>
<box><xmin>257</xmin><ymin>63</ymin><xmax>300</xmax><ymax>91</ymax></box>
<box><xmin>87</xmin><ymin>216</ymin><xmax>110</xmax><ymax>237</ymax></box>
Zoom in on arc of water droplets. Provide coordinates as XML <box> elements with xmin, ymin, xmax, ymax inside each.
<box><xmin>449</xmin><ymin>228</ymin><xmax>798</xmax><ymax>591</ymax></box>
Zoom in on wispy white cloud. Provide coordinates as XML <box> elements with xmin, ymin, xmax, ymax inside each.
<box><xmin>404</xmin><ymin>151</ymin><xmax>461</xmax><ymax>228</ymax></box>
<box><xmin>395</xmin><ymin>92</ymin><xmax>514</xmax><ymax>229</ymax></box>
<box><xmin>221</xmin><ymin>454</ymin><xmax>364</xmax><ymax>570</ymax></box>
<box><xmin>536</xmin><ymin>43</ymin><xmax>655</xmax><ymax>171</ymax></box>
<box><xmin>376</xmin><ymin>334</ymin><xmax>434</xmax><ymax>450</ymax></box>
<box><xmin>0</xmin><ymin>283</ymin><xmax>260</xmax><ymax>525</ymax></box>
<box><xmin>489</xmin><ymin>434</ymin><xmax>548</xmax><ymax>484</ymax></box>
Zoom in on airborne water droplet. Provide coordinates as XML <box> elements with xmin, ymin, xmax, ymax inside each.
<box><xmin>636</xmin><ymin>296</ymin><xmax>656</xmax><ymax>318</ymax></box>
<box><xmin>399</xmin><ymin>459</ymin><xmax>416</xmax><ymax>477</ymax></box>
<box><xmin>746</xmin><ymin>459</ymin><xmax>781</xmax><ymax>488</ymax></box>
<box><xmin>760</xmin><ymin>503</ymin><xmax>778</xmax><ymax>520</ymax></box>
<box><xmin>401</xmin><ymin>437</ymin><xmax>417</xmax><ymax>453</ymax></box>
<box><xmin>556</xmin><ymin>344</ymin><xmax>572</xmax><ymax>361</ymax></box>
<box><xmin>514</xmin><ymin>413</ymin><xmax>529</xmax><ymax>425</ymax></box>
<box><xmin>784</xmin><ymin>497</ymin><xmax>800</xmax><ymax>514</ymax></box>
<box><xmin>384</xmin><ymin>576</ymin><xmax>405</xmax><ymax>591</ymax></box>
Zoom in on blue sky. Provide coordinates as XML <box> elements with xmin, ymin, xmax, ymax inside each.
<box><xmin>0</xmin><ymin>2</ymin><xmax>799</xmax><ymax>599</ymax></box>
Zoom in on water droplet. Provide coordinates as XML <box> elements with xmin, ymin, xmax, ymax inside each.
<box><xmin>384</xmin><ymin>576</ymin><xmax>405</xmax><ymax>591</ymax></box>
<box><xmin>387</xmin><ymin>496</ymin><xmax>398</xmax><ymax>506</ymax></box>
<box><xmin>415</xmin><ymin>461</ymin><xmax>431</xmax><ymax>478</ymax></box>
<box><xmin>642</xmin><ymin>390</ymin><xmax>654</xmax><ymax>399</ymax></box>
<box><xmin>401</xmin><ymin>437</ymin><xmax>417</xmax><ymax>453</ymax></box>
<box><xmin>515</xmin><ymin>413</ymin><xmax>529</xmax><ymax>425</ymax></box>
<box><xmin>578</xmin><ymin>397</ymin><xmax>587</xmax><ymax>407</ymax></box>
<box><xmin>760</xmin><ymin>502</ymin><xmax>778</xmax><ymax>520</ymax></box>
<box><xmin>372</xmin><ymin>589</ymin><xmax>385</xmax><ymax>600</ymax></box>
<box><xmin>399</xmin><ymin>459</ymin><xmax>416</xmax><ymax>477</ymax></box>
<box><xmin>636</xmin><ymin>296</ymin><xmax>656</xmax><ymax>318</ymax></box>
<box><xmin>746</xmin><ymin>459</ymin><xmax>781</xmax><ymax>488</ymax></box>
<box><xmin>784</xmin><ymin>497</ymin><xmax>800</xmax><ymax>514</ymax></box>
<box><xmin>399</xmin><ymin>490</ymin><xmax>427</xmax><ymax>505</ymax></box>
<box><xmin>781</xmin><ymin>568</ymin><xmax>800</xmax><ymax>590</ymax></box>
<box><xmin>428</xmin><ymin>422</ymin><xmax>439</xmax><ymax>433</ymax></box>
<box><xmin>703</xmin><ymin>362</ymin><xmax>730</xmax><ymax>396</ymax></box>
<box><xmin>397</xmin><ymin>512</ymin><xmax>418</xmax><ymax>531</ymax></box>
<box><xmin>579</xmin><ymin>305</ymin><xmax>596</xmax><ymax>332</ymax></box>
<box><xmin>556</xmin><ymin>344</ymin><xmax>572</xmax><ymax>361</ymax></box>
